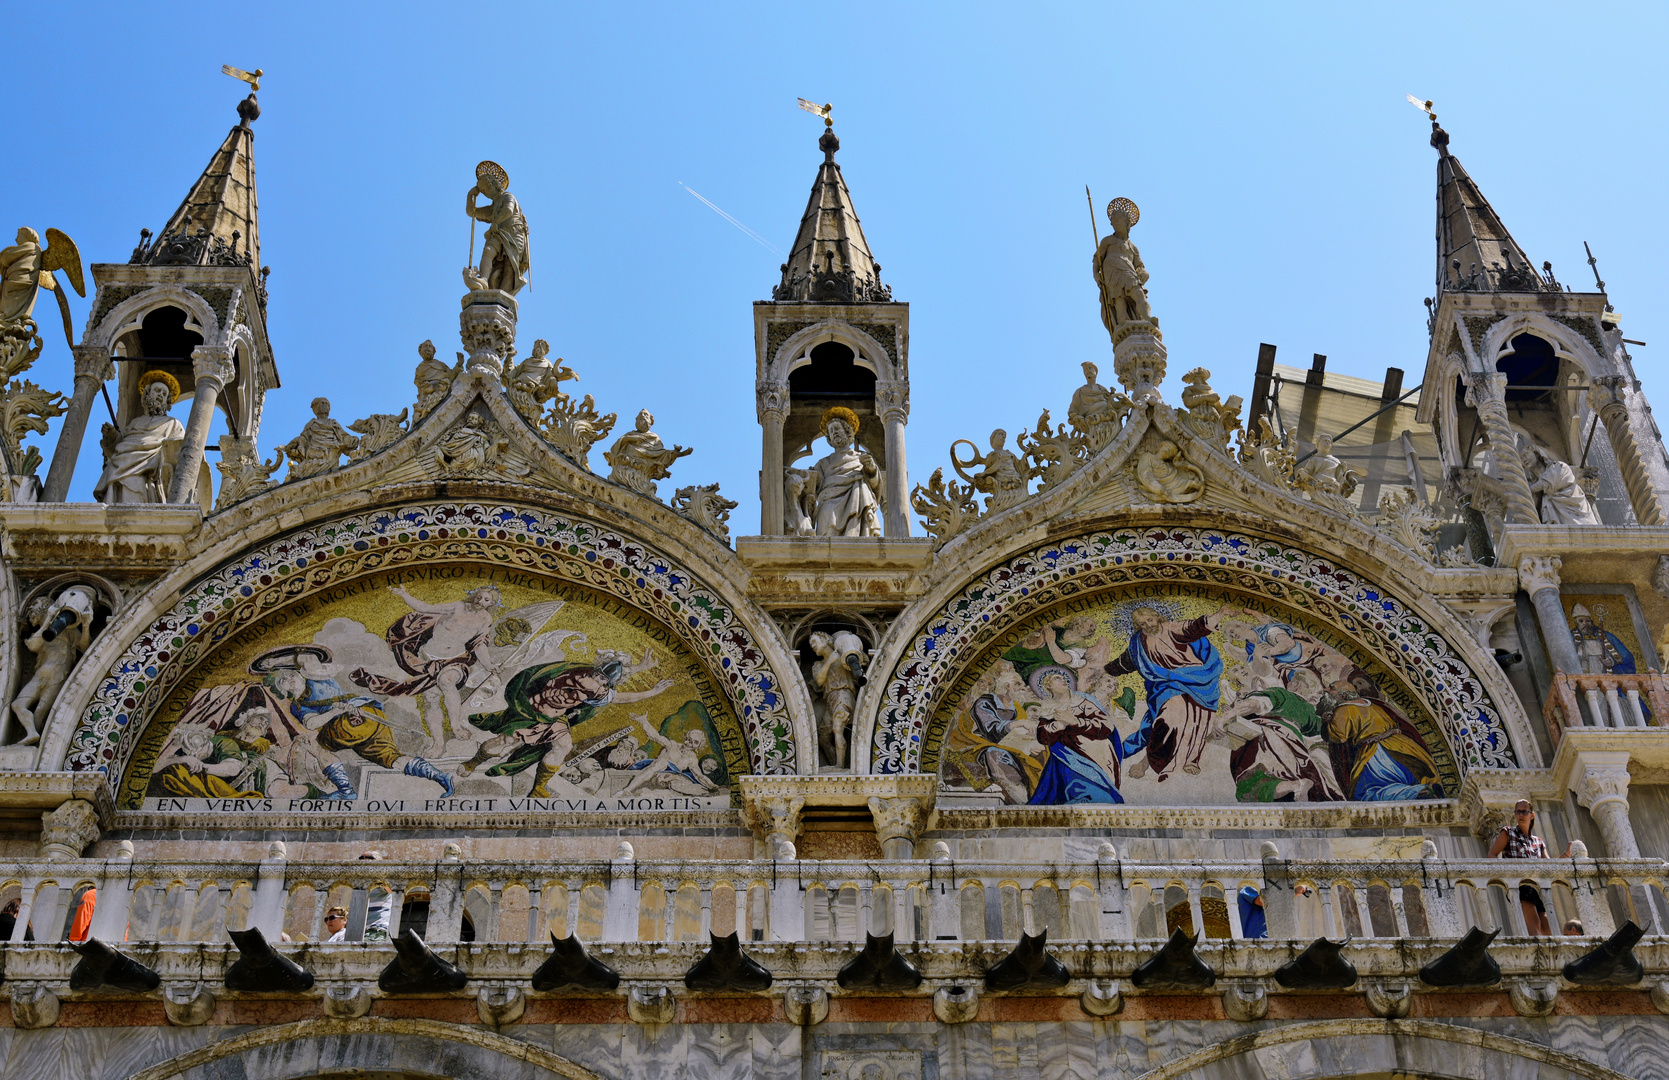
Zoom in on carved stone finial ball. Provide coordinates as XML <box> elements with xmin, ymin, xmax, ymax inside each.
<box><xmin>1106</xmin><ymin>197</ymin><xmax>1140</xmax><ymax>227</ymax></box>
<box><xmin>475</xmin><ymin>160</ymin><xmax>510</xmax><ymax>191</ymax></box>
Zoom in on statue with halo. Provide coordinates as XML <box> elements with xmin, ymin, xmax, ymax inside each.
<box><xmin>464</xmin><ymin>160</ymin><xmax>530</xmax><ymax>295</ymax></box>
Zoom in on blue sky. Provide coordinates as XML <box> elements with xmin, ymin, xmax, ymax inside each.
<box><xmin>8</xmin><ymin>3</ymin><xmax>1666</xmax><ymax>525</ymax></box>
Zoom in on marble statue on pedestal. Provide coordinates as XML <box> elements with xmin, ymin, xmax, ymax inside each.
<box><xmin>7</xmin><ymin>585</ymin><xmax>95</xmax><ymax>745</ymax></box>
<box><xmin>281</xmin><ymin>397</ymin><xmax>359</xmax><ymax>480</ymax></box>
<box><xmin>93</xmin><ymin>374</ymin><xmax>184</xmax><ymax>504</ymax></box>
<box><xmin>464</xmin><ymin>160</ymin><xmax>530</xmax><ymax>296</ymax></box>
<box><xmin>951</xmin><ymin>429</ymin><xmax>1032</xmax><ymax>514</ymax></box>
<box><xmin>605</xmin><ymin>410</ymin><xmax>690</xmax><ymax>497</ymax></box>
<box><xmin>1521</xmin><ymin>443</ymin><xmax>1600</xmax><ymax>525</ymax></box>
<box><xmin>1067</xmin><ymin>362</ymin><xmax>1129</xmax><ymax>452</ymax></box>
<box><xmin>1094</xmin><ymin>198</ymin><xmax>1152</xmax><ymax>335</ymax></box>
<box><xmin>1135</xmin><ymin>440</ymin><xmax>1204</xmax><ymax>503</ymax></box>
<box><xmin>809</xmin><ymin>630</ymin><xmax>867</xmax><ymax>769</ymax></box>
<box><xmin>800</xmin><ymin>407</ymin><xmax>882</xmax><ymax>537</ymax></box>
<box><xmin>413</xmin><ymin>340</ymin><xmax>461</xmax><ymax>418</ymax></box>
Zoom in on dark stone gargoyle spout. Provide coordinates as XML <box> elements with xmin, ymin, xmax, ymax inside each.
<box><xmin>1562</xmin><ymin>920</ymin><xmax>1644</xmax><ymax>986</ymax></box>
<box><xmin>1273</xmin><ymin>935</ymin><xmax>1358</xmax><ymax>990</ymax></box>
<box><xmin>685</xmin><ymin>931</ymin><xmax>773</xmax><ymax>992</ymax></box>
<box><xmin>377</xmin><ymin>928</ymin><xmax>468</xmax><ymax>994</ymax></box>
<box><xmin>1130</xmin><ymin>928</ymin><xmax>1216</xmax><ymax>991</ymax></box>
<box><xmin>69</xmin><ymin>937</ymin><xmax>161</xmax><ymax>993</ymax></box>
<box><xmin>1418</xmin><ymin>926</ymin><xmax>1500</xmax><ymax>987</ymax></box>
<box><xmin>531</xmin><ymin>933</ymin><xmax>621</xmax><ymax>992</ymax></box>
<box><xmin>225</xmin><ymin>926</ymin><xmax>315</xmax><ymax>993</ymax></box>
<box><xmin>836</xmin><ymin>932</ymin><xmax>924</xmax><ymax>991</ymax></box>
<box><xmin>984</xmin><ymin>930</ymin><xmax>1071</xmax><ymax>992</ymax></box>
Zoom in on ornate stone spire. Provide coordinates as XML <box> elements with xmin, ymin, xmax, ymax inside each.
<box><xmin>130</xmin><ymin>93</ymin><xmax>262</xmax><ymax>273</ymax></box>
<box><xmin>772</xmin><ymin>126</ymin><xmax>891</xmax><ymax>304</ymax></box>
<box><xmin>1430</xmin><ymin>120</ymin><xmax>1550</xmax><ymax>295</ymax></box>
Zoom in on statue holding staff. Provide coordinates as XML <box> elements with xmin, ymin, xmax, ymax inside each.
<box><xmin>464</xmin><ymin>160</ymin><xmax>530</xmax><ymax>295</ymax></box>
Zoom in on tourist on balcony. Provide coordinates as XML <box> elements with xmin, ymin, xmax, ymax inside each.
<box><xmin>1487</xmin><ymin>800</ymin><xmax>1553</xmax><ymax>935</ymax></box>
<box><xmin>1563</xmin><ymin>919</ymin><xmax>1585</xmax><ymax>935</ymax></box>
<box><xmin>324</xmin><ymin>906</ymin><xmax>349</xmax><ymax>943</ymax></box>
<box><xmin>1237</xmin><ymin>886</ymin><xmax>1267</xmax><ymax>938</ymax></box>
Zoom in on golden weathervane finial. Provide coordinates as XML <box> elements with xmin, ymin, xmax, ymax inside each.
<box><xmin>1406</xmin><ymin>94</ymin><xmax>1436</xmax><ymax>122</ymax></box>
<box><xmin>222</xmin><ymin>64</ymin><xmax>264</xmax><ymax>92</ymax></box>
<box><xmin>797</xmin><ymin>98</ymin><xmax>833</xmax><ymax>128</ymax></box>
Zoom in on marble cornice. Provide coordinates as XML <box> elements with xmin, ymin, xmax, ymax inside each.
<box><xmin>1495</xmin><ymin>524</ymin><xmax>1669</xmax><ymax>569</ymax></box>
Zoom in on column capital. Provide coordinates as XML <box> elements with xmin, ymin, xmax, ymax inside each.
<box><xmin>1458</xmin><ymin>777</ymin><xmax>1522</xmax><ymax>840</ymax></box>
<box><xmin>1463</xmin><ymin>370</ymin><xmax>1509</xmax><ymax>406</ymax></box>
<box><xmin>1590</xmin><ymin>374</ymin><xmax>1631</xmax><ymax>417</ymax></box>
<box><xmin>1517</xmin><ymin>554</ymin><xmax>1563</xmax><ymax>595</ymax></box>
<box><xmin>756</xmin><ymin>382</ymin><xmax>788</xmax><ymax>425</ymax></box>
<box><xmin>867</xmin><ymin>793</ymin><xmax>932</xmax><ymax>851</ymax></box>
<box><xmin>875</xmin><ymin>380</ymin><xmax>910</xmax><ymax>424</ymax></box>
<box><xmin>1572</xmin><ymin>750</ymin><xmax>1632</xmax><ymax>814</ymax></box>
<box><xmin>71</xmin><ymin>345</ymin><xmax>113</xmax><ymax>385</ymax></box>
<box><xmin>189</xmin><ymin>346</ymin><xmax>235</xmax><ymax>391</ymax></box>
<box><xmin>38</xmin><ymin>798</ymin><xmax>100</xmax><ymax>859</ymax></box>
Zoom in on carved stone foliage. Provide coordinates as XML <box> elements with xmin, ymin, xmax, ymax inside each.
<box><xmin>545</xmin><ymin>393</ymin><xmax>617</xmax><ymax>468</ymax></box>
<box><xmin>909</xmin><ymin>468</ymin><xmax>980</xmax><ymax>545</ymax></box>
<box><xmin>1016</xmin><ymin>409</ymin><xmax>1086</xmax><ymax>493</ymax></box>
<box><xmin>347</xmin><ymin>409</ymin><xmax>410</xmax><ymax>461</ymax></box>
<box><xmin>67</xmin><ymin>502</ymin><xmax>799</xmax><ymax>783</ymax></box>
<box><xmin>671</xmin><ymin>483</ymin><xmax>737</xmax><ymax>541</ymax></box>
<box><xmin>1377</xmin><ymin>487</ymin><xmax>1440</xmax><ymax>560</ymax></box>
<box><xmin>214</xmin><ymin>438</ymin><xmax>284</xmax><ymax>510</ymax></box>
<box><xmin>0</xmin><ymin>372</ymin><xmax>65</xmax><ymax>486</ymax></box>
<box><xmin>873</xmin><ymin>527</ymin><xmax>1516</xmax><ymax>777</ymax></box>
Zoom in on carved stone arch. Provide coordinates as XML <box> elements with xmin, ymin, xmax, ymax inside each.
<box><xmin>121</xmin><ymin>1017</ymin><xmax>613</xmax><ymax>1080</ymax></box>
<box><xmin>1478</xmin><ymin>311</ymin><xmax>1604</xmax><ymax>382</ymax></box>
<box><xmin>863</xmin><ymin>520</ymin><xmax>1524</xmax><ymax>782</ymax></box>
<box><xmin>1431</xmin><ymin>350</ymin><xmax>1469</xmax><ymax>466</ymax></box>
<box><xmin>88</xmin><ymin>284</ymin><xmax>223</xmax><ymax>355</ymax></box>
<box><xmin>41</xmin><ymin>497</ymin><xmax>807</xmax><ymax>788</ymax></box>
<box><xmin>1128</xmin><ymin>1017</ymin><xmax>1636</xmax><ymax>1080</ymax></box>
<box><xmin>766</xmin><ymin>319</ymin><xmax>898</xmax><ymax>384</ymax></box>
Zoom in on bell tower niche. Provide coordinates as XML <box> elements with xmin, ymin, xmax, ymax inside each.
<box><xmin>754</xmin><ymin>118</ymin><xmax>910</xmax><ymax>537</ymax></box>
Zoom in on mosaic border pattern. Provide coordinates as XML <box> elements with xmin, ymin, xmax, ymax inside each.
<box><xmin>873</xmin><ymin>526</ymin><xmax>1514</xmax><ymax>776</ymax></box>
<box><xmin>67</xmin><ymin>502</ymin><xmax>797</xmax><ymax>786</ymax></box>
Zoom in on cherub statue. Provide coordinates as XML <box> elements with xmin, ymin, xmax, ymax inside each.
<box><xmin>1093</xmin><ymin>198</ymin><xmax>1152</xmax><ymax>337</ymax></box>
<box><xmin>799</xmin><ymin>407</ymin><xmax>882</xmax><ymax>537</ymax></box>
<box><xmin>8</xmin><ymin>586</ymin><xmax>96</xmax><ymax>745</ymax></box>
<box><xmin>281</xmin><ymin>397</ymin><xmax>359</xmax><ymax>480</ymax></box>
<box><xmin>1135</xmin><ymin>440</ymin><xmax>1204</xmax><ymax>503</ymax></box>
<box><xmin>93</xmin><ymin>373</ymin><xmax>184</xmax><ymax>504</ymax></box>
<box><xmin>950</xmin><ymin>428</ymin><xmax>1033</xmax><ymax>514</ymax></box>
<box><xmin>604</xmin><ymin>410</ymin><xmax>691</xmax><ymax>497</ymax></box>
<box><xmin>808</xmin><ymin>630</ymin><xmax>867</xmax><ymax>769</ymax></box>
<box><xmin>464</xmin><ymin>160</ymin><xmax>530</xmax><ymax>295</ymax></box>
<box><xmin>507</xmin><ymin>338</ymin><xmax>578</xmax><ymax>423</ymax></box>
<box><xmin>1067</xmin><ymin>361</ymin><xmax>1130</xmax><ymax>452</ymax></box>
<box><xmin>413</xmin><ymin>339</ymin><xmax>462</xmax><ymax>418</ymax></box>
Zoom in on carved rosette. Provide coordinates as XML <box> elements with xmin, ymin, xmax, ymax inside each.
<box><xmin>459</xmin><ymin>291</ymin><xmax>518</xmax><ymax>378</ymax></box>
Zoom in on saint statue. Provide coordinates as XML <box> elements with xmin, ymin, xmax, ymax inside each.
<box><xmin>281</xmin><ymin>397</ymin><xmax>360</xmax><ymax>480</ymax></box>
<box><xmin>1520</xmin><ymin>443</ymin><xmax>1600</xmax><ymax>525</ymax></box>
<box><xmin>464</xmin><ymin>160</ymin><xmax>530</xmax><ymax>296</ymax></box>
<box><xmin>604</xmin><ymin>410</ymin><xmax>691</xmax><ymax>496</ymax></box>
<box><xmin>413</xmin><ymin>339</ymin><xmax>461</xmax><ymax>417</ymax></box>
<box><xmin>1134</xmin><ymin>440</ymin><xmax>1204</xmax><ymax>504</ymax></box>
<box><xmin>950</xmin><ymin>428</ymin><xmax>1032</xmax><ymax>514</ymax></box>
<box><xmin>809</xmin><ymin>630</ymin><xmax>868</xmax><ymax>769</ymax></box>
<box><xmin>508</xmin><ymin>338</ymin><xmax>577</xmax><ymax>421</ymax></box>
<box><xmin>93</xmin><ymin>374</ymin><xmax>184</xmax><ymax>504</ymax></box>
<box><xmin>1067</xmin><ymin>362</ymin><xmax>1129</xmax><ymax>452</ymax></box>
<box><xmin>799</xmin><ymin>406</ymin><xmax>882</xmax><ymax>537</ymax></box>
<box><xmin>1093</xmin><ymin>197</ymin><xmax>1152</xmax><ymax>337</ymax></box>
<box><xmin>1297</xmin><ymin>433</ymin><xmax>1359</xmax><ymax>505</ymax></box>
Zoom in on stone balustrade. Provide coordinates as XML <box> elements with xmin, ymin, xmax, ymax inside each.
<box><xmin>5</xmin><ymin>852</ymin><xmax>1668</xmax><ymax>950</ymax></box>
<box><xmin>1544</xmin><ymin>672</ymin><xmax>1669</xmax><ymax>746</ymax></box>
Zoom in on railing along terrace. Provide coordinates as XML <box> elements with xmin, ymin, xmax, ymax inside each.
<box><xmin>1544</xmin><ymin>671</ymin><xmax>1669</xmax><ymax>746</ymax></box>
<box><xmin>5</xmin><ymin>850</ymin><xmax>1669</xmax><ymax>950</ymax></box>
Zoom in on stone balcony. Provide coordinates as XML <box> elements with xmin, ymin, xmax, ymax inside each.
<box><xmin>1545</xmin><ymin>672</ymin><xmax>1669</xmax><ymax>770</ymax></box>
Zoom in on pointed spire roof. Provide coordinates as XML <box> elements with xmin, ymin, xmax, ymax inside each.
<box><xmin>1431</xmin><ymin>120</ymin><xmax>1547</xmax><ymax>294</ymax></box>
<box><xmin>771</xmin><ymin>126</ymin><xmax>891</xmax><ymax>303</ymax></box>
<box><xmin>134</xmin><ymin>93</ymin><xmax>262</xmax><ymax>270</ymax></box>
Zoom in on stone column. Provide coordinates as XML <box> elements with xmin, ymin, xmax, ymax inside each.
<box><xmin>167</xmin><ymin>346</ymin><xmax>234</xmax><ymax>505</ymax></box>
<box><xmin>877</xmin><ymin>380</ymin><xmax>910</xmax><ymax>537</ymax></box>
<box><xmin>42</xmin><ymin>347</ymin><xmax>113</xmax><ymax>502</ymax></box>
<box><xmin>752</xmin><ymin>796</ymin><xmax>804</xmax><ymax>860</ymax></box>
<box><xmin>1573</xmin><ymin>751</ymin><xmax>1641</xmax><ymax>858</ymax></box>
<box><xmin>1464</xmin><ymin>372</ymin><xmax>1539</xmax><ymax>524</ymax></box>
<box><xmin>868</xmin><ymin>794</ymin><xmax>930</xmax><ymax>860</ymax></box>
<box><xmin>1518</xmin><ymin>556</ymin><xmax>1581</xmax><ymax>674</ymax></box>
<box><xmin>1592</xmin><ymin>375</ymin><xmax>1667</xmax><ymax>526</ymax></box>
<box><xmin>758</xmin><ymin>383</ymin><xmax>787</xmax><ymax>534</ymax></box>
<box><xmin>38</xmin><ymin>799</ymin><xmax>100</xmax><ymax>860</ymax></box>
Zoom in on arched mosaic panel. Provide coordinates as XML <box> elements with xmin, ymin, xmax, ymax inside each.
<box><xmin>67</xmin><ymin>503</ymin><xmax>796</xmax><ymax>800</ymax></box>
<box><xmin>874</xmin><ymin>527</ymin><xmax>1514</xmax><ymax>795</ymax></box>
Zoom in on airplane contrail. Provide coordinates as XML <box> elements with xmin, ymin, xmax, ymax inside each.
<box><xmin>679</xmin><ymin>183</ymin><xmax>782</xmax><ymax>256</ymax></box>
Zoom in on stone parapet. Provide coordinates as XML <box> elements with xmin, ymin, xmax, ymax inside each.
<box><xmin>0</xmin><ymin>503</ymin><xmax>202</xmax><ymax>571</ymax></box>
